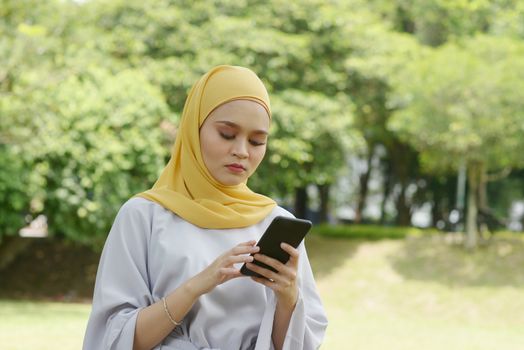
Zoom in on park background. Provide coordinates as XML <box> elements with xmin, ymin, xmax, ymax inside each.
<box><xmin>1</xmin><ymin>0</ymin><xmax>524</xmax><ymax>349</ymax></box>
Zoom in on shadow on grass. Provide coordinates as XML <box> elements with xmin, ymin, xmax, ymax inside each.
<box><xmin>0</xmin><ymin>234</ymin><xmax>357</xmax><ymax>300</ymax></box>
<box><xmin>305</xmin><ymin>234</ymin><xmax>359</xmax><ymax>279</ymax></box>
<box><xmin>0</xmin><ymin>238</ymin><xmax>99</xmax><ymax>301</ymax></box>
<box><xmin>389</xmin><ymin>234</ymin><xmax>524</xmax><ymax>288</ymax></box>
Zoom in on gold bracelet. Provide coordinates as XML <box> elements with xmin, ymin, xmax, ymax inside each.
<box><xmin>162</xmin><ymin>297</ymin><xmax>182</xmax><ymax>327</ymax></box>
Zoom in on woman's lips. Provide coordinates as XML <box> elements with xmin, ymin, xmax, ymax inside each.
<box><xmin>226</xmin><ymin>164</ymin><xmax>246</xmax><ymax>173</ymax></box>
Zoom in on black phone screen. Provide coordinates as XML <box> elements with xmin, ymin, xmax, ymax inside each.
<box><xmin>240</xmin><ymin>216</ymin><xmax>312</xmax><ymax>278</ymax></box>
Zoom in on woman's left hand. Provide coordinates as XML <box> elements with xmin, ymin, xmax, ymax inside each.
<box><xmin>246</xmin><ymin>242</ymin><xmax>299</xmax><ymax>308</ymax></box>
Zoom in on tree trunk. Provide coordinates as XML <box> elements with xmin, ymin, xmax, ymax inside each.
<box><xmin>317</xmin><ymin>183</ymin><xmax>330</xmax><ymax>224</ymax></box>
<box><xmin>294</xmin><ymin>186</ymin><xmax>308</xmax><ymax>220</ymax></box>
<box><xmin>429</xmin><ymin>175</ymin><xmax>454</xmax><ymax>228</ymax></box>
<box><xmin>355</xmin><ymin>147</ymin><xmax>374</xmax><ymax>223</ymax></box>
<box><xmin>431</xmin><ymin>196</ymin><xmax>442</xmax><ymax>228</ymax></box>
<box><xmin>386</xmin><ymin>140</ymin><xmax>418</xmax><ymax>226</ymax></box>
<box><xmin>477</xmin><ymin>163</ymin><xmax>489</xmax><ymax>240</ymax></box>
<box><xmin>478</xmin><ymin>164</ymin><xmax>488</xmax><ymax>211</ymax></box>
<box><xmin>396</xmin><ymin>183</ymin><xmax>411</xmax><ymax>226</ymax></box>
<box><xmin>379</xmin><ymin>159</ymin><xmax>392</xmax><ymax>224</ymax></box>
<box><xmin>465</xmin><ymin>162</ymin><xmax>481</xmax><ymax>249</ymax></box>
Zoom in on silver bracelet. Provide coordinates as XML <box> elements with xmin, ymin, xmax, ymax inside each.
<box><xmin>162</xmin><ymin>296</ymin><xmax>182</xmax><ymax>327</ymax></box>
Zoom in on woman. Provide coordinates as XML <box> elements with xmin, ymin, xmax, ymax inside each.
<box><xmin>83</xmin><ymin>65</ymin><xmax>328</xmax><ymax>350</ymax></box>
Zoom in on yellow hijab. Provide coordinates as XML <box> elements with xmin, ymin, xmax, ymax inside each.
<box><xmin>137</xmin><ymin>65</ymin><xmax>276</xmax><ymax>229</ymax></box>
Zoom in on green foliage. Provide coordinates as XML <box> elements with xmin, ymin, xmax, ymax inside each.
<box><xmin>0</xmin><ymin>146</ymin><xmax>30</xmax><ymax>237</ymax></box>
<box><xmin>251</xmin><ymin>90</ymin><xmax>363</xmax><ymax>197</ymax></box>
<box><xmin>1</xmin><ymin>5</ymin><xmax>172</xmax><ymax>243</ymax></box>
<box><xmin>22</xmin><ymin>68</ymin><xmax>170</xmax><ymax>244</ymax></box>
<box><xmin>368</xmin><ymin>0</ymin><xmax>524</xmax><ymax>44</ymax></box>
<box><xmin>312</xmin><ymin>224</ymin><xmax>437</xmax><ymax>240</ymax></box>
<box><xmin>389</xmin><ymin>35</ymin><xmax>524</xmax><ymax>173</ymax></box>
<box><xmin>1</xmin><ymin>0</ymin><xmax>524</xmax><ymax>243</ymax></box>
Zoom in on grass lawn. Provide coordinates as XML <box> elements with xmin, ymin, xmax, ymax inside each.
<box><xmin>1</xmin><ymin>232</ymin><xmax>524</xmax><ymax>349</ymax></box>
<box><xmin>0</xmin><ymin>300</ymin><xmax>90</xmax><ymax>350</ymax></box>
<box><xmin>308</xmin><ymin>233</ymin><xmax>524</xmax><ymax>350</ymax></box>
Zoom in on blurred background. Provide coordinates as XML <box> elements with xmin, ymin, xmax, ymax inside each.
<box><xmin>1</xmin><ymin>0</ymin><xmax>524</xmax><ymax>349</ymax></box>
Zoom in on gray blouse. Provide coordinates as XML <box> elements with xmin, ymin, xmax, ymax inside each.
<box><xmin>83</xmin><ymin>197</ymin><xmax>327</xmax><ymax>349</ymax></box>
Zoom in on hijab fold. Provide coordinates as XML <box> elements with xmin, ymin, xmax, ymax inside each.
<box><xmin>137</xmin><ymin>65</ymin><xmax>276</xmax><ymax>229</ymax></box>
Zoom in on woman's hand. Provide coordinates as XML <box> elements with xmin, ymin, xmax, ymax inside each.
<box><xmin>188</xmin><ymin>240</ymin><xmax>259</xmax><ymax>297</ymax></box>
<box><xmin>245</xmin><ymin>242</ymin><xmax>299</xmax><ymax>308</ymax></box>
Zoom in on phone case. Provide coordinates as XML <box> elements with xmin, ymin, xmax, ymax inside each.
<box><xmin>240</xmin><ymin>216</ymin><xmax>312</xmax><ymax>278</ymax></box>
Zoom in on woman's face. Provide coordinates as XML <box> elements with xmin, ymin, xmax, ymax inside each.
<box><xmin>199</xmin><ymin>99</ymin><xmax>270</xmax><ymax>186</ymax></box>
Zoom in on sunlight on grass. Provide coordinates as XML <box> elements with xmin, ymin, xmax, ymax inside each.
<box><xmin>306</xmin><ymin>234</ymin><xmax>524</xmax><ymax>350</ymax></box>
<box><xmin>0</xmin><ymin>301</ymin><xmax>90</xmax><ymax>350</ymax></box>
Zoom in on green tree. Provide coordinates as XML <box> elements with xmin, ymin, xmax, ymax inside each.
<box><xmin>0</xmin><ymin>0</ymin><xmax>67</xmax><ymax>239</ymax></box>
<box><xmin>389</xmin><ymin>35</ymin><xmax>524</xmax><ymax>247</ymax></box>
<box><xmin>0</xmin><ymin>1</ymin><xmax>173</xmax><ymax>245</ymax></box>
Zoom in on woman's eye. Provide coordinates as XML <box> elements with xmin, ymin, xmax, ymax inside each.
<box><xmin>219</xmin><ymin>132</ymin><xmax>235</xmax><ymax>140</ymax></box>
<box><xmin>220</xmin><ymin>131</ymin><xmax>265</xmax><ymax>146</ymax></box>
<box><xmin>250</xmin><ymin>140</ymin><xmax>266</xmax><ymax>146</ymax></box>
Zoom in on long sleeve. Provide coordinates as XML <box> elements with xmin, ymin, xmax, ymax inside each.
<box><xmin>83</xmin><ymin>199</ymin><xmax>154</xmax><ymax>350</ymax></box>
<box><xmin>83</xmin><ymin>200</ymin><xmax>328</xmax><ymax>350</ymax></box>
<box><xmin>255</xmin><ymin>243</ymin><xmax>328</xmax><ymax>350</ymax></box>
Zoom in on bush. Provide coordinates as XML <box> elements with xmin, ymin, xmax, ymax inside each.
<box><xmin>1</xmin><ymin>66</ymin><xmax>172</xmax><ymax>247</ymax></box>
<box><xmin>311</xmin><ymin>224</ymin><xmax>438</xmax><ymax>240</ymax></box>
<box><xmin>0</xmin><ymin>146</ymin><xmax>31</xmax><ymax>239</ymax></box>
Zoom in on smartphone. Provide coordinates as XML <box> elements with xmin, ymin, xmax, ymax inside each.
<box><xmin>240</xmin><ymin>216</ymin><xmax>312</xmax><ymax>278</ymax></box>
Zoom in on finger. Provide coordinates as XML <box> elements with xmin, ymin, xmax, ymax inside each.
<box><xmin>280</xmin><ymin>243</ymin><xmax>300</xmax><ymax>267</ymax></box>
<box><xmin>250</xmin><ymin>276</ymin><xmax>276</xmax><ymax>289</ymax></box>
<box><xmin>238</xmin><ymin>240</ymin><xmax>257</xmax><ymax>246</ymax></box>
<box><xmin>219</xmin><ymin>267</ymin><xmax>242</xmax><ymax>276</ymax></box>
<box><xmin>253</xmin><ymin>253</ymin><xmax>297</xmax><ymax>281</ymax></box>
<box><xmin>225</xmin><ymin>255</ymin><xmax>254</xmax><ymax>265</ymax></box>
<box><xmin>245</xmin><ymin>262</ymin><xmax>282</xmax><ymax>283</ymax></box>
<box><xmin>253</xmin><ymin>253</ymin><xmax>285</xmax><ymax>272</ymax></box>
<box><xmin>231</xmin><ymin>245</ymin><xmax>260</xmax><ymax>256</ymax></box>
<box><xmin>278</xmin><ymin>265</ymin><xmax>297</xmax><ymax>282</ymax></box>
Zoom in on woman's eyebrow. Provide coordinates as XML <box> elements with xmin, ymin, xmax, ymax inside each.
<box><xmin>215</xmin><ymin>120</ymin><xmax>268</xmax><ymax>135</ymax></box>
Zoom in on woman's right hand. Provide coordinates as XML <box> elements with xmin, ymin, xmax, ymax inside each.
<box><xmin>187</xmin><ymin>240</ymin><xmax>259</xmax><ymax>296</ymax></box>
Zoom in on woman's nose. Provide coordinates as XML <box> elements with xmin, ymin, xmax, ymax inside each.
<box><xmin>232</xmin><ymin>140</ymin><xmax>249</xmax><ymax>159</ymax></box>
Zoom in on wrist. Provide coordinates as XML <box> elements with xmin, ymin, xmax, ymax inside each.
<box><xmin>276</xmin><ymin>292</ymin><xmax>298</xmax><ymax>311</ymax></box>
<box><xmin>182</xmin><ymin>277</ymin><xmax>204</xmax><ymax>300</ymax></box>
